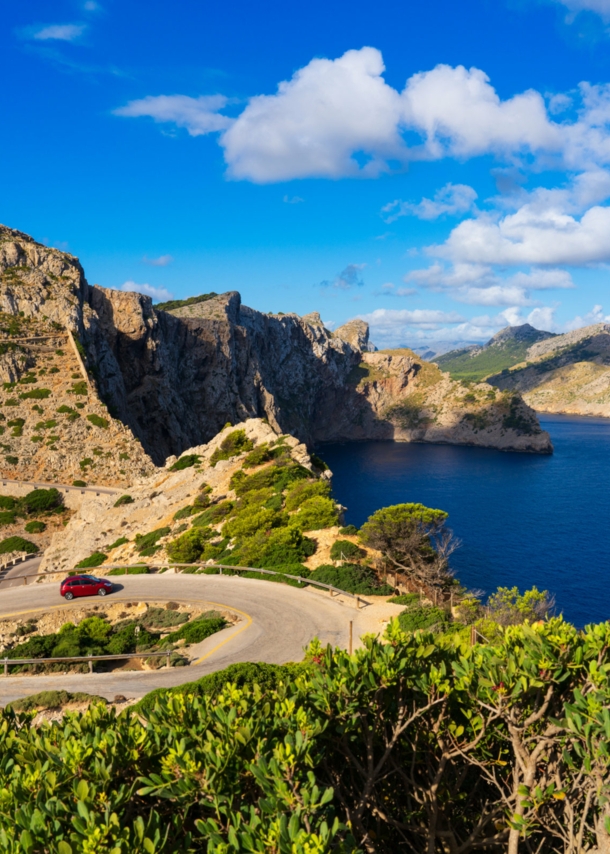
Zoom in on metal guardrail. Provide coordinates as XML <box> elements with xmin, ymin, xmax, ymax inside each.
<box><xmin>1</xmin><ymin>650</ymin><xmax>173</xmax><ymax>676</ymax></box>
<box><xmin>0</xmin><ymin>563</ymin><xmax>371</xmax><ymax>608</ymax></box>
<box><xmin>0</xmin><ymin>479</ymin><xmax>119</xmax><ymax>495</ymax></box>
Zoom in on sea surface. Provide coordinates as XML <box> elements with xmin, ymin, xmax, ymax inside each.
<box><xmin>320</xmin><ymin>415</ymin><xmax>610</xmax><ymax>627</ymax></box>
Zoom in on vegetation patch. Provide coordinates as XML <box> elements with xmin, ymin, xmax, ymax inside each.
<box><xmin>0</xmin><ymin>536</ymin><xmax>38</xmax><ymax>555</ymax></box>
<box><xmin>24</xmin><ymin>520</ymin><xmax>46</xmax><ymax>534</ymax></box>
<box><xmin>75</xmin><ymin>552</ymin><xmax>108</xmax><ymax>569</ymax></box>
<box><xmin>154</xmin><ymin>292</ymin><xmax>218</xmax><ymax>312</ymax></box>
<box><xmin>86</xmin><ymin>413</ymin><xmax>109</xmax><ymax>428</ymax></box>
<box><xmin>169</xmin><ymin>454</ymin><xmax>200</xmax><ymax>471</ymax></box>
<box><xmin>114</xmin><ymin>494</ymin><xmax>134</xmax><ymax>507</ymax></box>
<box><xmin>329</xmin><ymin>539</ymin><xmax>365</xmax><ymax>561</ymax></box>
<box><xmin>309</xmin><ymin>563</ymin><xmax>394</xmax><ymax>595</ymax></box>
<box><xmin>135</xmin><ymin>527</ymin><xmax>171</xmax><ymax>554</ymax></box>
<box><xmin>19</xmin><ymin>388</ymin><xmax>51</xmax><ymax>400</ymax></box>
<box><xmin>210</xmin><ymin>430</ymin><xmax>254</xmax><ymax>466</ymax></box>
<box><xmin>107</xmin><ymin>566</ymin><xmax>149</xmax><ymax>575</ymax></box>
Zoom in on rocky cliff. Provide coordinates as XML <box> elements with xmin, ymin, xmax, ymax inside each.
<box><xmin>488</xmin><ymin>323</ymin><xmax>610</xmax><ymax>418</ymax></box>
<box><xmin>0</xmin><ymin>224</ymin><xmax>552</xmax><ymax>483</ymax></box>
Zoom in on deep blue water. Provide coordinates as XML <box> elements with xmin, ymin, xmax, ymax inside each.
<box><xmin>320</xmin><ymin>415</ymin><xmax>610</xmax><ymax>627</ymax></box>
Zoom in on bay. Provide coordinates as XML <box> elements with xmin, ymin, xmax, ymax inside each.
<box><xmin>320</xmin><ymin>415</ymin><xmax>610</xmax><ymax>627</ymax></box>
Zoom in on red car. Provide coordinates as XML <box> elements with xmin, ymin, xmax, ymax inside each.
<box><xmin>60</xmin><ymin>575</ymin><xmax>114</xmax><ymax>600</ymax></box>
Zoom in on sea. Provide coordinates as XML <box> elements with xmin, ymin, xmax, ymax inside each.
<box><xmin>320</xmin><ymin>415</ymin><xmax>610</xmax><ymax>627</ymax></box>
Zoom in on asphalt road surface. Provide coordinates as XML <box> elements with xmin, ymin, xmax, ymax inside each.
<box><xmin>0</xmin><ymin>574</ymin><xmax>360</xmax><ymax>705</ymax></box>
<box><xmin>0</xmin><ymin>556</ymin><xmax>43</xmax><ymax>590</ymax></box>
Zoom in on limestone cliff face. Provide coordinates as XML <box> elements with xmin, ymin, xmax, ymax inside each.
<box><xmin>0</xmin><ymin>224</ymin><xmax>552</xmax><ymax>480</ymax></box>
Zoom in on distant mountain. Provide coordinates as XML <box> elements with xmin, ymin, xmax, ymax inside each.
<box><xmin>488</xmin><ymin>323</ymin><xmax>610</xmax><ymax>417</ymax></box>
<box><xmin>434</xmin><ymin>324</ymin><xmax>556</xmax><ymax>382</ymax></box>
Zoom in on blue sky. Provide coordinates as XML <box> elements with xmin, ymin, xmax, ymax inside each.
<box><xmin>3</xmin><ymin>0</ymin><xmax>610</xmax><ymax>351</ymax></box>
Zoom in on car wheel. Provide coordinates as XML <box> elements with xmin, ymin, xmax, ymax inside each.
<box><xmin>64</xmin><ymin>591</ymin><xmax>74</xmax><ymax>601</ymax></box>
<box><xmin>98</xmin><ymin>588</ymin><xmax>107</xmax><ymax>596</ymax></box>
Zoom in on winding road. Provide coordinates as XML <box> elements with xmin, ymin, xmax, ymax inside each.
<box><xmin>0</xmin><ymin>574</ymin><xmax>388</xmax><ymax>705</ymax></box>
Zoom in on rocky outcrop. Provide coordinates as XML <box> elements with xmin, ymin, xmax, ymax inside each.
<box><xmin>488</xmin><ymin>323</ymin><xmax>610</xmax><ymax>418</ymax></box>
<box><xmin>0</xmin><ymin>224</ymin><xmax>552</xmax><ymax>478</ymax></box>
<box><xmin>39</xmin><ymin>418</ymin><xmax>314</xmax><ymax>574</ymax></box>
<box><xmin>313</xmin><ymin>350</ymin><xmax>551</xmax><ymax>453</ymax></box>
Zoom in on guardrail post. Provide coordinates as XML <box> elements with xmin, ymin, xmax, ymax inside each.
<box><xmin>88</xmin><ymin>659</ymin><xmax>93</xmax><ymax>674</ymax></box>
<box><xmin>3</xmin><ymin>659</ymin><xmax>7</xmax><ymax>676</ymax></box>
<box><xmin>166</xmin><ymin>651</ymin><xmax>170</xmax><ymax>669</ymax></box>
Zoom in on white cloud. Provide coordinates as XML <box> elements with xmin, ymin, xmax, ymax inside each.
<box><xmin>358</xmin><ymin>308</ymin><xmax>466</xmax><ymax>329</ymax></box>
<box><xmin>283</xmin><ymin>195</ymin><xmax>304</xmax><ymax>204</ymax></box>
<box><xmin>564</xmin><ymin>303</ymin><xmax>610</xmax><ymax>329</ymax></box>
<box><xmin>382</xmin><ymin>183</ymin><xmax>478</xmax><ymax>222</ymax></box>
<box><xmin>405</xmin><ymin>262</ymin><xmax>574</xmax><ymax>307</ymax></box>
<box><xmin>142</xmin><ymin>254</ymin><xmax>173</xmax><ymax>267</ymax></box>
<box><xmin>221</xmin><ymin>48</ymin><xmax>404</xmax><ymax>182</ymax></box>
<box><xmin>402</xmin><ymin>64</ymin><xmax>560</xmax><ymax>160</ymax></box>
<box><xmin>321</xmin><ymin>263</ymin><xmax>366</xmax><ymax>290</ymax></box>
<box><xmin>83</xmin><ymin>1</ymin><xmax>101</xmax><ymax>10</ymax></box>
<box><xmin>432</xmin><ymin>203</ymin><xmax>610</xmax><ymax>266</ymax></box>
<box><xmin>114</xmin><ymin>48</ymin><xmax>610</xmax><ymax>184</ymax></box>
<box><xmin>114</xmin><ymin>95</ymin><xmax>231</xmax><ymax>136</ymax></box>
<box><xmin>30</xmin><ymin>23</ymin><xmax>86</xmax><ymax>41</ymax></box>
<box><xmin>376</xmin><ymin>282</ymin><xmax>417</xmax><ymax>297</ymax></box>
<box><xmin>119</xmin><ymin>281</ymin><xmax>172</xmax><ymax>302</ymax></box>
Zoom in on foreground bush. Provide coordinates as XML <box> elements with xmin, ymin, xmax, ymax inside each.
<box><xmin>2</xmin><ymin>622</ymin><xmax>610</xmax><ymax>852</ymax></box>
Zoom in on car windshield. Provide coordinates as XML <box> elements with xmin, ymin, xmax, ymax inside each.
<box><xmin>83</xmin><ymin>576</ymin><xmax>100</xmax><ymax>581</ymax></box>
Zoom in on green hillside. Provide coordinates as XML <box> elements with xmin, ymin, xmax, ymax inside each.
<box><xmin>435</xmin><ymin>338</ymin><xmax>534</xmax><ymax>382</ymax></box>
<box><xmin>435</xmin><ymin>324</ymin><xmax>555</xmax><ymax>382</ymax></box>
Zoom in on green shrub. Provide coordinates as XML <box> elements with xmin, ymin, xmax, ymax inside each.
<box><xmin>309</xmin><ymin>563</ymin><xmax>394</xmax><ymax>595</ymax></box>
<box><xmin>167</xmin><ymin>616</ymin><xmax>226</xmax><ymax>645</ymax></box>
<box><xmin>107</xmin><ymin>566</ymin><xmax>149</xmax><ymax>575</ymax></box>
<box><xmin>75</xmin><ymin>552</ymin><xmax>107</xmax><ymax>569</ymax></box>
<box><xmin>173</xmin><ymin>504</ymin><xmax>194</xmax><ymax>521</ymax></box>
<box><xmin>210</xmin><ymin>430</ymin><xmax>254</xmax><ymax>466</ymax></box>
<box><xmin>140</xmin><ymin>607</ymin><xmax>191</xmax><ymax>630</ymax></box>
<box><xmin>87</xmin><ymin>413</ymin><xmax>109</xmax><ymax>428</ymax></box>
<box><xmin>166</xmin><ymin>527</ymin><xmax>213</xmax><ymax>563</ymax></box>
<box><xmin>114</xmin><ymin>494</ymin><xmax>134</xmax><ymax>507</ymax></box>
<box><xmin>284</xmin><ymin>479</ymin><xmax>331</xmax><ymax>511</ymax></box>
<box><xmin>231</xmin><ymin>462</ymin><xmax>312</xmax><ymax>496</ymax></box>
<box><xmin>388</xmin><ymin>593</ymin><xmax>421</xmax><ymax>606</ymax></box>
<box><xmin>242</xmin><ymin>443</ymin><xmax>285</xmax><ymax>468</ymax></box>
<box><xmin>57</xmin><ymin>405</ymin><xmax>75</xmax><ymax>414</ymax></box>
<box><xmin>0</xmin><ymin>536</ymin><xmax>38</xmax><ymax>555</ymax></box>
<box><xmin>339</xmin><ymin>524</ymin><xmax>359</xmax><ymax>535</ymax></box>
<box><xmin>20</xmin><ymin>488</ymin><xmax>63</xmax><ymax>515</ymax></box>
<box><xmin>80</xmin><ymin>457</ymin><xmax>93</xmax><ymax>470</ymax></box>
<box><xmin>107</xmin><ymin>536</ymin><xmax>128</xmax><ymax>550</ymax></box>
<box><xmin>72</xmin><ymin>480</ymin><xmax>87</xmax><ymax>487</ymax></box>
<box><xmin>223</xmin><ymin>507</ymin><xmax>282</xmax><ymax>539</ymax></box>
<box><xmin>134</xmin><ymin>661</ymin><xmax>308</xmax><ymax>713</ymax></box>
<box><xmin>0</xmin><ymin>496</ymin><xmax>16</xmax><ymax>511</ymax></box>
<box><xmin>24</xmin><ymin>520</ymin><xmax>46</xmax><ymax>534</ymax></box>
<box><xmin>135</xmin><ymin>527</ymin><xmax>171</xmax><ymax>554</ymax></box>
<box><xmin>289</xmin><ymin>496</ymin><xmax>339</xmax><ymax>531</ymax></box>
<box><xmin>4</xmin><ymin>456</ymin><xmax>18</xmax><ymax>465</ymax></box>
<box><xmin>329</xmin><ymin>539</ymin><xmax>365</xmax><ymax>561</ymax></box>
<box><xmin>192</xmin><ymin>501</ymin><xmax>235</xmax><ymax>527</ymax></box>
<box><xmin>70</xmin><ymin>381</ymin><xmax>88</xmax><ymax>396</ymax></box>
<box><xmin>397</xmin><ymin>605</ymin><xmax>450</xmax><ymax>633</ymax></box>
<box><xmin>8</xmin><ymin>691</ymin><xmax>106</xmax><ymax>712</ymax></box>
<box><xmin>234</xmin><ymin>525</ymin><xmax>316</xmax><ymax>568</ymax></box>
<box><xmin>169</xmin><ymin>454</ymin><xmax>200</xmax><ymax>471</ymax></box>
<box><xmin>19</xmin><ymin>388</ymin><xmax>51</xmax><ymax>400</ymax></box>
<box><xmin>0</xmin><ymin>511</ymin><xmax>15</xmax><ymax>526</ymax></box>
<box><xmin>311</xmin><ymin>453</ymin><xmax>329</xmax><ymax>471</ymax></box>
<box><xmin>4</xmin><ymin>399</ymin><xmax>19</xmax><ymax>406</ymax></box>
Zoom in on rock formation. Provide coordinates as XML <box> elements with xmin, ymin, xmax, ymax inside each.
<box><xmin>0</xmin><ymin>223</ymin><xmax>552</xmax><ymax>486</ymax></box>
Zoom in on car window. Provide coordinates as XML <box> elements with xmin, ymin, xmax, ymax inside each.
<box><xmin>68</xmin><ymin>580</ymin><xmax>81</xmax><ymax>587</ymax></box>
